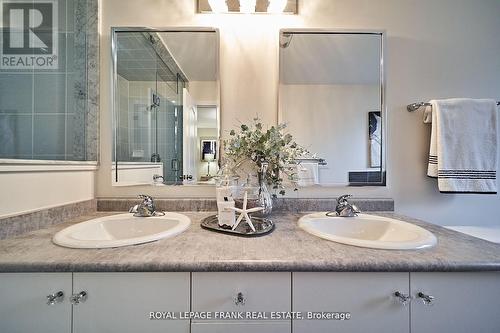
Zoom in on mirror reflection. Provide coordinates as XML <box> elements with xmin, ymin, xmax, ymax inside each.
<box><xmin>279</xmin><ymin>31</ymin><xmax>385</xmax><ymax>186</ymax></box>
<box><xmin>112</xmin><ymin>28</ymin><xmax>219</xmax><ymax>186</ymax></box>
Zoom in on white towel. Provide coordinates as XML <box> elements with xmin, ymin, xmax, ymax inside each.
<box><xmin>297</xmin><ymin>162</ymin><xmax>319</xmax><ymax>187</ymax></box>
<box><xmin>425</xmin><ymin>98</ymin><xmax>498</xmax><ymax>193</ymax></box>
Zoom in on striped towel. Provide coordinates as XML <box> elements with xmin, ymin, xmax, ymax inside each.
<box><xmin>425</xmin><ymin>98</ymin><xmax>498</xmax><ymax>193</ymax></box>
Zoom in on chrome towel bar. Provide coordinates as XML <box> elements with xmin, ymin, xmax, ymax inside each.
<box><xmin>407</xmin><ymin>101</ymin><xmax>500</xmax><ymax>112</ymax></box>
<box><xmin>296</xmin><ymin>157</ymin><xmax>327</xmax><ymax>166</ymax></box>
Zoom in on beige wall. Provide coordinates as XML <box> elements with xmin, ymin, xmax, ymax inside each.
<box><xmin>98</xmin><ymin>0</ymin><xmax>500</xmax><ymax>226</ymax></box>
<box><xmin>188</xmin><ymin>81</ymin><xmax>218</xmax><ymax>106</ymax></box>
<box><xmin>281</xmin><ymin>84</ymin><xmax>380</xmax><ymax>185</ymax></box>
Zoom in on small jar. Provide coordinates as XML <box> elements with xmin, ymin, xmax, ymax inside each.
<box><xmin>213</xmin><ymin>160</ymin><xmax>240</xmax><ymax>199</ymax></box>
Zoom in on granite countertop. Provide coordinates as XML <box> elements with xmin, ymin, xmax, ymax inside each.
<box><xmin>0</xmin><ymin>211</ymin><xmax>500</xmax><ymax>272</ymax></box>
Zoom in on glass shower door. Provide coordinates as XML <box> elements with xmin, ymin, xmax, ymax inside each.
<box><xmin>155</xmin><ymin>59</ymin><xmax>184</xmax><ymax>184</ymax></box>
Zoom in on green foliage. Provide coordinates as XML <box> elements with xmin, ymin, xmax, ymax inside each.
<box><xmin>224</xmin><ymin>118</ymin><xmax>308</xmax><ymax>196</ymax></box>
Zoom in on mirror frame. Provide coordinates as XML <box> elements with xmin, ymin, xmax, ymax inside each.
<box><xmin>278</xmin><ymin>29</ymin><xmax>387</xmax><ymax>186</ymax></box>
<box><xmin>110</xmin><ymin>27</ymin><xmax>221</xmax><ymax>185</ymax></box>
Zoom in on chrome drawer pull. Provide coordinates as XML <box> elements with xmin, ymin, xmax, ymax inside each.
<box><xmin>394</xmin><ymin>291</ymin><xmax>411</xmax><ymax>306</ymax></box>
<box><xmin>417</xmin><ymin>292</ymin><xmax>435</xmax><ymax>305</ymax></box>
<box><xmin>46</xmin><ymin>291</ymin><xmax>64</xmax><ymax>305</ymax></box>
<box><xmin>234</xmin><ymin>292</ymin><xmax>245</xmax><ymax>306</ymax></box>
<box><xmin>71</xmin><ymin>291</ymin><xmax>88</xmax><ymax>305</ymax></box>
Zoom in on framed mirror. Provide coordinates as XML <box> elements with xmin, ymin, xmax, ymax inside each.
<box><xmin>111</xmin><ymin>27</ymin><xmax>220</xmax><ymax>186</ymax></box>
<box><xmin>279</xmin><ymin>30</ymin><xmax>386</xmax><ymax>186</ymax></box>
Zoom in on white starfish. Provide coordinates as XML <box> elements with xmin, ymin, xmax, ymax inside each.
<box><xmin>228</xmin><ymin>191</ymin><xmax>264</xmax><ymax>232</ymax></box>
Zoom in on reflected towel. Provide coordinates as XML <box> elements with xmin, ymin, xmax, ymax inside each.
<box><xmin>426</xmin><ymin>98</ymin><xmax>498</xmax><ymax>193</ymax></box>
<box><xmin>297</xmin><ymin>162</ymin><xmax>319</xmax><ymax>187</ymax></box>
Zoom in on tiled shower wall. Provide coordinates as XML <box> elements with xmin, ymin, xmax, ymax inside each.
<box><xmin>0</xmin><ymin>0</ymin><xmax>98</xmax><ymax>161</ymax></box>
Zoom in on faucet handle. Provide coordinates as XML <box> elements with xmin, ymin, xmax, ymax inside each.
<box><xmin>139</xmin><ymin>194</ymin><xmax>152</xmax><ymax>200</ymax></box>
<box><xmin>337</xmin><ymin>194</ymin><xmax>353</xmax><ymax>205</ymax></box>
<box><xmin>134</xmin><ymin>195</ymin><xmax>165</xmax><ymax>217</ymax></box>
<box><xmin>138</xmin><ymin>194</ymin><xmax>153</xmax><ymax>205</ymax></box>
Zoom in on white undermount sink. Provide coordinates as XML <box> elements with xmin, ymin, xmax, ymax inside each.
<box><xmin>298</xmin><ymin>213</ymin><xmax>437</xmax><ymax>250</ymax></box>
<box><xmin>53</xmin><ymin>213</ymin><xmax>191</xmax><ymax>249</ymax></box>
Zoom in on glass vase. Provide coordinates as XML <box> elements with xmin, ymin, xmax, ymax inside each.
<box><xmin>256</xmin><ymin>169</ymin><xmax>273</xmax><ymax>217</ymax></box>
<box><xmin>235</xmin><ymin>163</ymin><xmax>273</xmax><ymax>217</ymax></box>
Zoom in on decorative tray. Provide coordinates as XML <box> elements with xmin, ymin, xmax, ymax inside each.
<box><xmin>201</xmin><ymin>215</ymin><xmax>274</xmax><ymax>237</ymax></box>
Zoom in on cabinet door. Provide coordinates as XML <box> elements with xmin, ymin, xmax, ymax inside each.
<box><xmin>72</xmin><ymin>272</ymin><xmax>190</xmax><ymax>333</ymax></box>
<box><xmin>411</xmin><ymin>272</ymin><xmax>500</xmax><ymax>333</ymax></box>
<box><xmin>191</xmin><ymin>322</ymin><xmax>290</xmax><ymax>333</ymax></box>
<box><xmin>293</xmin><ymin>272</ymin><xmax>410</xmax><ymax>333</ymax></box>
<box><xmin>0</xmin><ymin>273</ymin><xmax>72</xmax><ymax>333</ymax></box>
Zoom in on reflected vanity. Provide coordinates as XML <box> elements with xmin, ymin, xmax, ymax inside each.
<box><xmin>279</xmin><ymin>30</ymin><xmax>386</xmax><ymax>186</ymax></box>
<box><xmin>111</xmin><ymin>27</ymin><xmax>220</xmax><ymax>186</ymax></box>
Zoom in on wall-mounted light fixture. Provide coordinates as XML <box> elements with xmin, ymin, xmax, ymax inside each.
<box><xmin>198</xmin><ymin>0</ymin><xmax>297</xmax><ymax>14</ymax></box>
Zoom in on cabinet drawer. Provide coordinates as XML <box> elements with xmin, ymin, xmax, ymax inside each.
<box><xmin>191</xmin><ymin>322</ymin><xmax>291</xmax><ymax>333</ymax></box>
<box><xmin>192</xmin><ymin>272</ymin><xmax>291</xmax><ymax>317</ymax></box>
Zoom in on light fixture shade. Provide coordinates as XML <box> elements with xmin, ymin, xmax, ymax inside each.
<box><xmin>208</xmin><ymin>0</ymin><xmax>228</xmax><ymax>12</ymax></box>
<box><xmin>201</xmin><ymin>140</ymin><xmax>217</xmax><ymax>161</ymax></box>
<box><xmin>204</xmin><ymin>153</ymin><xmax>215</xmax><ymax>162</ymax></box>
<box><xmin>198</xmin><ymin>0</ymin><xmax>297</xmax><ymax>14</ymax></box>
<box><xmin>268</xmin><ymin>0</ymin><xmax>287</xmax><ymax>13</ymax></box>
<box><xmin>239</xmin><ymin>0</ymin><xmax>256</xmax><ymax>13</ymax></box>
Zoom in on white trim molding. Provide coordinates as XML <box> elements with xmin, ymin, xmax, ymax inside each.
<box><xmin>0</xmin><ymin>159</ymin><xmax>99</xmax><ymax>173</ymax></box>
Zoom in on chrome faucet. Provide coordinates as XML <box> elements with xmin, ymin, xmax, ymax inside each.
<box><xmin>129</xmin><ymin>194</ymin><xmax>164</xmax><ymax>217</ymax></box>
<box><xmin>327</xmin><ymin>194</ymin><xmax>361</xmax><ymax>217</ymax></box>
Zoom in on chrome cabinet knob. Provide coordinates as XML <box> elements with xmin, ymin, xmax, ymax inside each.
<box><xmin>71</xmin><ymin>291</ymin><xmax>88</xmax><ymax>305</ymax></box>
<box><xmin>46</xmin><ymin>291</ymin><xmax>64</xmax><ymax>305</ymax></box>
<box><xmin>417</xmin><ymin>292</ymin><xmax>435</xmax><ymax>305</ymax></box>
<box><xmin>394</xmin><ymin>291</ymin><xmax>411</xmax><ymax>306</ymax></box>
<box><xmin>234</xmin><ymin>292</ymin><xmax>245</xmax><ymax>306</ymax></box>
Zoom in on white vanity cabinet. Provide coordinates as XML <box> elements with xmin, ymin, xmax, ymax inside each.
<box><xmin>72</xmin><ymin>272</ymin><xmax>190</xmax><ymax>333</ymax></box>
<box><xmin>0</xmin><ymin>273</ymin><xmax>72</xmax><ymax>333</ymax></box>
<box><xmin>2</xmin><ymin>271</ymin><xmax>500</xmax><ymax>333</ymax></box>
<box><xmin>292</xmin><ymin>272</ymin><xmax>410</xmax><ymax>333</ymax></box>
<box><xmin>410</xmin><ymin>272</ymin><xmax>500</xmax><ymax>333</ymax></box>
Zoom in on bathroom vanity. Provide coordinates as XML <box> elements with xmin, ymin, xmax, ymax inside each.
<box><xmin>1</xmin><ymin>211</ymin><xmax>500</xmax><ymax>333</ymax></box>
<box><xmin>1</xmin><ymin>0</ymin><xmax>500</xmax><ymax>331</ymax></box>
